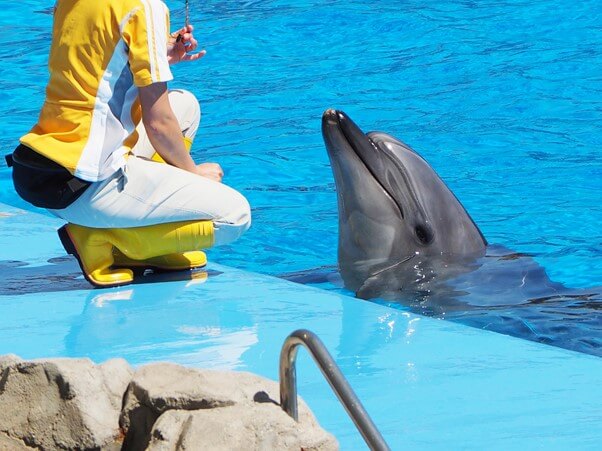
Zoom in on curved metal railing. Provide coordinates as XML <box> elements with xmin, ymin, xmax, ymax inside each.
<box><xmin>279</xmin><ymin>329</ymin><xmax>390</xmax><ymax>451</ymax></box>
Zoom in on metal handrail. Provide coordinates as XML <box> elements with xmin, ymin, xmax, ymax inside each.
<box><xmin>279</xmin><ymin>329</ymin><xmax>390</xmax><ymax>451</ymax></box>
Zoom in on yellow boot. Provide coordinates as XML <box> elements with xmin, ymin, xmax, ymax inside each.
<box><xmin>142</xmin><ymin>137</ymin><xmax>205</xmax><ymax>270</ymax></box>
<box><xmin>58</xmin><ymin>220</ymin><xmax>214</xmax><ymax>288</ymax></box>
<box><xmin>112</xmin><ymin>249</ymin><xmax>207</xmax><ymax>272</ymax></box>
<box><xmin>58</xmin><ymin>225</ymin><xmax>134</xmax><ymax>287</ymax></box>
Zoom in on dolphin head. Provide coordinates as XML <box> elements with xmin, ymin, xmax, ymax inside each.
<box><xmin>322</xmin><ymin>109</ymin><xmax>487</xmax><ymax>293</ymax></box>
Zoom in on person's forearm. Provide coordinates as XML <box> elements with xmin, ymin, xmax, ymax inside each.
<box><xmin>143</xmin><ymin>113</ymin><xmax>196</xmax><ymax>172</ymax></box>
<box><xmin>138</xmin><ymin>82</ymin><xmax>198</xmax><ymax>173</ymax></box>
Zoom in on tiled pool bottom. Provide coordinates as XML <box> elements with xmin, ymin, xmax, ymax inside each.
<box><xmin>1</xmin><ymin>203</ymin><xmax>601</xmax><ymax>450</ymax></box>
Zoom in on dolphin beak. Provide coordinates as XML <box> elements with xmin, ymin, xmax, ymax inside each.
<box><xmin>322</xmin><ymin>109</ymin><xmax>364</xmax><ymax>137</ymax></box>
<box><xmin>321</xmin><ymin>109</ymin><xmax>343</xmax><ymax>142</ymax></box>
<box><xmin>322</xmin><ymin>109</ymin><xmax>372</xmax><ymax>156</ymax></box>
<box><xmin>323</xmin><ymin>108</ymin><xmax>338</xmax><ymax>121</ymax></box>
<box><xmin>321</xmin><ymin>109</ymin><xmax>346</xmax><ymax>160</ymax></box>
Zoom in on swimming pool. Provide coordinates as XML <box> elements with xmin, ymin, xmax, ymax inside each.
<box><xmin>0</xmin><ymin>0</ymin><xmax>601</xmax><ymax>445</ymax></box>
<box><xmin>2</xmin><ymin>0</ymin><xmax>599</xmax><ymax>354</ymax></box>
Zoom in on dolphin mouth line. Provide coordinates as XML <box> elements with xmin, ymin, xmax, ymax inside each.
<box><xmin>331</xmin><ymin>112</ymin><xmax>406</xmax><ymax>219</ymax></box>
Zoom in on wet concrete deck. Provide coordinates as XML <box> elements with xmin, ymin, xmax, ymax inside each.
<box><xmin>1</xmin><ymin>203</ymin><xmax>601</xmax><ymax>450</ymax></box>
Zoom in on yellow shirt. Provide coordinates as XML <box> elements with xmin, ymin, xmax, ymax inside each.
<box><xmin>20</xmin><ymin>0</ymin><xmax>173</xmax><ymax>182</ymax></box>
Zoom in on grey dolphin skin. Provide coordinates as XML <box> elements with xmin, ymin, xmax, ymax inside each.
<box><xmin>320</xmin><ymin>109</ymin><xmax>601</xmax><ymax>355</ymax></box>
<box><xmin>322</xmin><ymin>108</ymin><xmax>487</xmax><ymax>297</ymax></box>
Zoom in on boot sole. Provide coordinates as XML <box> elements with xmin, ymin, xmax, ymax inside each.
<box><xmin>113</xmin><ymin>262</ymin><xmax>207</xmax><ymax>273</ymax></box>
<box><xmin>112</xmin><ymin>252</ymin><xmax>207</xmax><ymax>273</ymax></box>
<box><xmin>58</xmin><ymin>225</ymin><xmax>133</xmax><ymax>289</ymax></box>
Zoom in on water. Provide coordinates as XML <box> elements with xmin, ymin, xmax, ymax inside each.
<box><xmin>0</xmin><ymin>1</ymin><xmax>600</xmax><ymax>354</ymax></box>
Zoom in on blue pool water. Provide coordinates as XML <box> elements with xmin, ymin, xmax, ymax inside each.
<box><xmin>0</xmin><ymin>1</ymin><xmax>602</xmax><ymax>448</ymax></box>
<box><xmin>2</xmin><ymin>0</ymin><xmax>599</xmax><ymax>355</ymax></box>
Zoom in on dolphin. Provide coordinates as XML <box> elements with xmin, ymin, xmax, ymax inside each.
<box><xmin>322</xmin><ymin>108</ymin><xmax>488</xmax><ymax>297</ymax></box>
<box><xmin>319</xmin><ymin>109</ymin><xmax>601</xmax><ymax>354</ymax></box>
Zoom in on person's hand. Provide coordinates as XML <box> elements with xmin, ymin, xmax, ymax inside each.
<box><xmin>195</xmin><ymin>162</ymin><xmax>223</xmax><ymax>182</ymax></box>
<box><xmin>167</xmin><ymin>25</ymin><xmax>206</xmax><ymax>65</ymax></box>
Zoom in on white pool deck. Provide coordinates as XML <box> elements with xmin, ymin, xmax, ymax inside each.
<box><xmin>1</xmin><ymin>202</ymin><xmax>601</xmax><ymax>450</ymax></box>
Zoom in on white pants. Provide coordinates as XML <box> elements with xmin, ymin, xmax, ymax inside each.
<box><xmin>49</xmin><ymin>90</ymin><xmax>251</xmax><ymax>246</ymax></box>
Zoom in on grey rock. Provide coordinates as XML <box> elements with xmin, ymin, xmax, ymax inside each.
<box><xmin>0</xmin><ymin>354</ymin><xmax>22</xmax><ymax>371</ymax></box>
<box><xmin>147</xmin><ymin>403</ymin><xmax>338</xmax><ymax>451</ymax></box>
<box><xmin>0</xmin><ymin>432</ymin><xmax>30</xmax><ymax>450</ymax></box>
<box><xmin>1</xmin><ymin>357</ymin><xmax>338</xmax><ymax>450</ymax></box>
<box><xmin>120</xmin><ymin>363</ymin><xmax>239</xmax><ymax>450</ymax></box>
<box><xmin>0</xmin><ymin>357</ymin><xmax>132</xmax><ymax>450</ymax></box>
<box><xmin>121</xmin><ymin>363</ymin><xmax>338</xmax><ymax>451</ymax></box>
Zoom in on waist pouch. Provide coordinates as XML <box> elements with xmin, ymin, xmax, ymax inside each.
<box><xmin>6</xmin><ymin>144</ymin><xmax>91</xmax><ymax>209</ymax></box>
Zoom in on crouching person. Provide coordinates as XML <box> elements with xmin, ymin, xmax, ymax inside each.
<box><xmin>7</xmin><ymin>0</ymin><xmax>251</xmax><ymax>287</ymax></box>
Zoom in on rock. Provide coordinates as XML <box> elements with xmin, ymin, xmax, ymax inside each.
<box><xmin>1</xmin><ymin>357</ymin><xmax>338</xmax><ymax>450</ymax></box>
<box><xmin>146</xmin><ymin>403</ymin><xmax>338</xmax><ymax>451</ymax></box>
<box><xmin>121</xmin><ymin>363</ymin><xmax>338</xmax><ymax>451</ymax></box>
<box><xmin>0</xmin><ymin>433</ymin><xmax>30</xmax><ymax>450</ymax></box>
<box><xmin>120</xmin><ymin>363</ymin><xmax>237</xmax><ymax>450</ymax></box>
<box><xmin>0</xmin><ymin>357</ymin><xmax>133</xmax><ymax>450</ymax></box>
<box><xmin>0</xmin><ymin>354</ymin><xmax>22</xmax><ymax>370</ymax></box>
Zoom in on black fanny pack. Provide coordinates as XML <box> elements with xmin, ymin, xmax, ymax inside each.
<box><xmin>6</xmin><ymin>144</ymin><xmax>91</xmax><ymax>209</ymax></box>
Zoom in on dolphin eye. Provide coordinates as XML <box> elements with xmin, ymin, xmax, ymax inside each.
<box><xmin>415</xmin><ymin>224</ymin><xmax>433</xmax><ymax>245</ymax></box>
